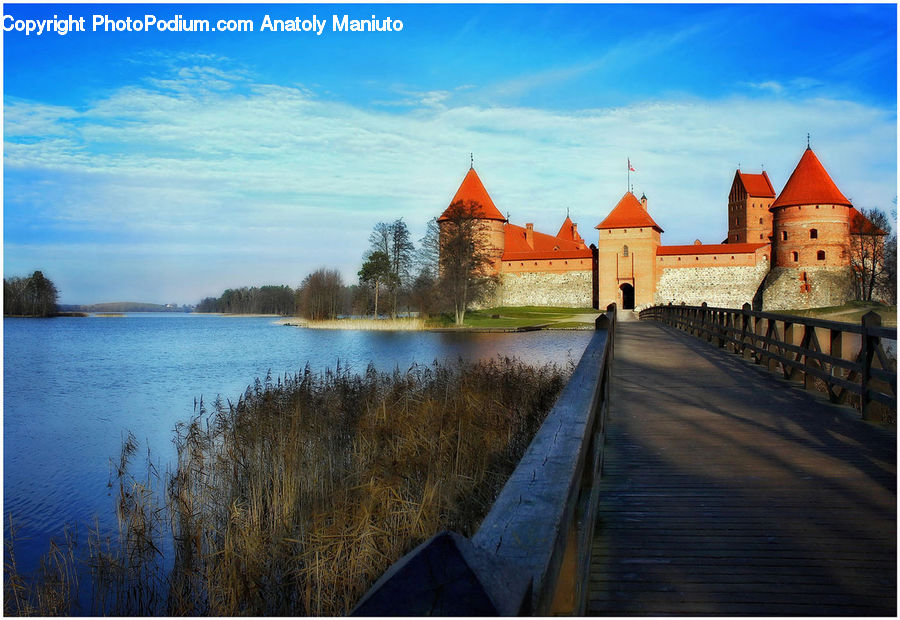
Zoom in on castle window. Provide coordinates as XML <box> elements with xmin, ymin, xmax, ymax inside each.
<box><xmin>759</xmin><ymin>234</ymin><xmax>764</xmax><ymax>239</ymax></box>
<box><xmin>731</xmin><ymin>256</ymin><xmax>735</xmax><ymax>260</ymax></box>
<box><xmin>695</xmin><ymin>256</ymin><xmax>699</xmax><ymax>260</ymax></box>
<box><xmin>816</xmin><ymin>205</ymin><xmax>820</xmax><ymax>209</ymax></box>
<box><xmin>791</xmin><ymin>251</ymin><xmax>799</xmax><ymax>262</ymax></box>
<box><xmin>623</xmin><ymin>245</ymin><xmax>629</xmax><ymax>257</ymax></box>
<box><xmin>809</xmin><ymin>229</ymin><xmax>818</xmax><ymax>239</ymax></box>
<box><xmin>782</xmin><ymin>231</ymin><xmax>788</xmax><ymax>241</ymax></box>
<box><xmin>759</xmin><ymin>218</ymin><xmax>763</xmax><ymax>224</ymax></box>
<box><xmin>678</xmin><ymin>257</ymin><xmax>681</xmax><ymax>261</ymax></box>
<box><xmin>817</xmin><ymin>250</ymin><xmax>825</xmax><ymax>261</ymax></box>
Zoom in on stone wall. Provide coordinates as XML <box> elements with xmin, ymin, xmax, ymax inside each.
<box><xmin>758</xmin><ymin>266</ymin><xmax>853</xmax><ymax>311</ymax></box>
<box><xmin>653</xmin><ymin>262</ymin><xmax>770</xmax><ymax>309</ymax></box>
<box><xmin>496</xmin><ymin>270</ymin><xmax>593</xmax><ymax>307</ymax></box>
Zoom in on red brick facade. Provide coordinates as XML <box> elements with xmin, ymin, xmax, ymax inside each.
<box><xmin>438</xmin><ymin>148</ymin><xmax>880</xmax><ymax>310</ymax></box>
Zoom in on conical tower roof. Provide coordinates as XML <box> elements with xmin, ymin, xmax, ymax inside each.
<box><xmin>596</xmin><ymin>191</ymin><xmax>663</xmax><ymax>232</ymax></box>
<box><xmin>438</xmin><ymin>167</ymin><xmax>506</xmax><ymax>221</ymax></box>
<box><xmin>771</xmin><ymin>148</ymin><xmax>851</xmax><ymax>209</ymax></box>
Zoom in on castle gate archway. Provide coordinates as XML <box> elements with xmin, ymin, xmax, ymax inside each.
<box><xmin>620</xmin><ymin>283</ymin><xmax>635</xmax><ymax>310</ymax></box>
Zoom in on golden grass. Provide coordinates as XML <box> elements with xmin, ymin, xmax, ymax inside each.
<box><xmin>5</xmin><ymin>358</ymin><xmax>567</xmax><ymax>616</ymax></box>
<box><xmin>304</xmin><ymin>317</ymin><xmax>426</xmax><ymax>331</ymax></box>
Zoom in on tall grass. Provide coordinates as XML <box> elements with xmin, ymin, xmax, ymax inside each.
<box><xmin>305</xmin><ymin>317</ymin><xmax>426</xmax><ymax>330</ymax></box>
<box><xmin>5</xmin><ymin>357</ymin><xmax>568</xmax><ymax>616</ymax></box>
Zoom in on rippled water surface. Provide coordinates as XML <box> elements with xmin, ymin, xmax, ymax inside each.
<box><xmin>4</xmin><ymin>313</ymin><xmax>591</xmax><ymax>573</ymax></box>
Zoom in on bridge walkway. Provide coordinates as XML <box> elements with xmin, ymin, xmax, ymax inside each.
<box><xmin>589</xmin><ymin>320</ymin><xmax>896</xmax><ymax>615</ymax></box>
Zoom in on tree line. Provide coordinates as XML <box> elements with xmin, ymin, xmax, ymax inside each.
<box><xmin>197</xmin><ymin>204</ymin><xmax>497</xmax><ymax>324</ymax></box>
<box><xmin>4</xmin><ymin>271</ymin><xmax>59</xmax><ymax>317</ymax></box>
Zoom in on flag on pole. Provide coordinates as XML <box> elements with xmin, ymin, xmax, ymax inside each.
<box><xmin>628</xmin><ymin>158</ymin><xmax>636</xmax><ymax>172</ymax></box>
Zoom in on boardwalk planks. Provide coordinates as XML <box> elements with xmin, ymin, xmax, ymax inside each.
<box><xmin>589</xmin><ymin>321</ymin><xmax>896</xmax><ymax>616</ymax></box>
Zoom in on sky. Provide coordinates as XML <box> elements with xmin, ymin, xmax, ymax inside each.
<box><xmin>3</xmin><ymin>3</ymin><xmax>897</xmax><ymax>305</ymax></box>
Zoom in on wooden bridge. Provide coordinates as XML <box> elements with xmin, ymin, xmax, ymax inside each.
<box><xmin>353</xmin><ymin>305</ymin><xmax>896</xmax><ymax>616</ymax></box>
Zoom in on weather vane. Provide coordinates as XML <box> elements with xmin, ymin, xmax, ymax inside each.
<box><xmin>470</xmin><ymin>153</ymin><xmax>474</xmax><ymax>169</ymax></box>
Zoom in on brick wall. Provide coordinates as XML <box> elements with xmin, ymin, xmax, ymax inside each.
<box><xmin>652</xmin><ymin>262</ymin><xmax>770</xmax><ymax>309</ymax></box>
<box><xmin>497</xmin><ymin>271</ymin><xmax>593</xmax><ymax>307</ymax></box>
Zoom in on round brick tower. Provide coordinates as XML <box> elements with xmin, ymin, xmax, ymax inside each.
<box><xmin>760</xmin><ymin>146</ymin><xmax>854</xmax><ymax>310</ymax></box>
<box><xmin>770</xmin><ymin>147</ymin><xmax>852</xmax><ymax>269</ymax></box>
<box><xmin>438</xmin><ymin>165</ymin><xmax>507</xmax><ymax>272</ymax></box>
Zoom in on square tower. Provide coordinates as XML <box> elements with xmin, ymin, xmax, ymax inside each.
<box><xmin>595</xmin><ymin>192</ymin><xmax>663</xmax><ymax>309</ymax></box>
<box><xmin>727</xmin><ymin>171</ymin><xmax>776</xmax><ymax>244</ymax></box>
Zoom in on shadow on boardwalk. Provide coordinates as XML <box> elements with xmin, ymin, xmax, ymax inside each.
<box><xmin>590</xmin><ymin>321</ymin><xmax>896</xmax><ymax>616</ymax></box>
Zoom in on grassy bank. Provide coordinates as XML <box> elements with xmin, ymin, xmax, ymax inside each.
<box><xmin>781</xmin><ymin>301</ymin><xmax>897</xmax><ymax>327</ymax></box>
<box><xmin>5</xmin><ymin>358</ymin><xmax>568</xmax><ymax>616</ymax></box>
<box><xmin>429</xmin><ymin>306</ymin><xmax>599</xmax><ymax>329</ymax></box>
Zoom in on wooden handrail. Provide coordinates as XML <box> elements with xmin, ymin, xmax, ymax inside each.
<box><xmin>351</xmin><ymin>305</ymin><xmax>617</xmax><ymax>616</ymax></box>
<box><xmin>639</xmin><ymin>303</ymin><xmax>897</xmax><ymax>420</ymax></box>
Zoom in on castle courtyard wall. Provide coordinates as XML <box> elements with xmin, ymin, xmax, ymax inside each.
<box><xmin>497</xmin><ymin>270</ymin><xmax>593</xmax><ymax>307</ymax></box>
<box><xmin>653</xmin><ymin>261</ymin><xmax>770</xmax><ymax>309</ymax></box>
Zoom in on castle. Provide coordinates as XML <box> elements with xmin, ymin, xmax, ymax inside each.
<box><xmin>438</xmin><ymin>147</ymin><xmax>885</xmax><ymax>311</ymax></box>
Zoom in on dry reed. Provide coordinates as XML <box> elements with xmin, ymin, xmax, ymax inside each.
<box><xmin>304</xmin><ymin>317</ymin><xmax>426</xmax><ymax>331</ymax></box>
<box><xmin>5</xmin><ymin>357</ymin><xmax>568</xmax><ymax>616</ymax></box>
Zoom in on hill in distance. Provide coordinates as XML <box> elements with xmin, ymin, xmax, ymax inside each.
<box><xmin>58</xmin><ymin>302</ymin><xmax>193</xmax><ymax>313</ymax></box>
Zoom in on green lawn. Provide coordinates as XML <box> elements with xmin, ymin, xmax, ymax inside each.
<box><xmin>429</xmin><ymin>306</ymin><xmax>600</xmax><ymax>329</ymax></box>
<box><xmin>781</xmin><ymin>301</ymin><xmax>897</xmax><ymax>327</ymax></box>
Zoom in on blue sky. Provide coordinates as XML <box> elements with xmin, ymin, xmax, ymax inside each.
<box><xmin>4</xmin><ymin>3</ymin><xmax>897</xmax><ymax>304</ymax></box>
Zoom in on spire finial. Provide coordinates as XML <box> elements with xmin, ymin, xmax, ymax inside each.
<box><xmin>567</xmin><ymin>206</ymin><xmax>570</xmax><ymax>218</ymax></box>
<box><xmin>807</xmin><ymin>133</ymin><xmax>810</xmax><ymax>149</ymax></box>
<box><xmin>470</xmin><ymin>152</ymin><xmax>474</xmax><ymax>169</ymax></box>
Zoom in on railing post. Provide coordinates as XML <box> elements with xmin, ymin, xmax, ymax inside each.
<box><xmin>740</xmin><ymin>303</ymin><xmax>752</xmax><ymax>359</ymax></box>
<box><xmin>861</xmin><ymin>311</ymin><xmax>880</xmax><ymax>420</ymax></box>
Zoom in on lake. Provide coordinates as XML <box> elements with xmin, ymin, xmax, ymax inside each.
<box><xmin>3</xmin><ymin>313</ymin><xmax>592</xmax><ymax>574</ymax></box>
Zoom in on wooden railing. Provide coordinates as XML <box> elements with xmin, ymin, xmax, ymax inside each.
<box><xmin>639</xmin><ymin>303</ymin><xmax>897</xmax><ymax>420</ymax></box>
<box><xmin>351</xmin><ymin>305</ymin><xmax>617</xmax><ymax>616</ymax></box>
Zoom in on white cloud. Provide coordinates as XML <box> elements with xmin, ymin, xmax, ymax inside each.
<box><xmin>4</xmin><ymin>65</ymin><xmax>896</xmax><ymax>303</ymax></box>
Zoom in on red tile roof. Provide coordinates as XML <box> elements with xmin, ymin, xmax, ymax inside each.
<box><xmin>657</xmin><ymin>242</ymin><xmax>768</xmax><ymax>256</ymax></box>
<box><xmin>595</xmin><ymin>192</ymin><xmax>663</xmax><ymax>232</ymax></box>
<box><xmin>771</xmin><ymin>148</ymin><xmax>851</xmax><ymax>209</ymax></box>
<box><xmin>502</xmin><ymin>223</ymin><xmax>593</xmax><ymax>261</ymax></box>
<box><xmin>737</xmin><ymin>171</ymin><xmax>776</xmax><ymax>198</ymax></box>
<box><xmin>438</xmin><ymin>167</ymin><xmax>507</xmax><ymax>221</ymax></box>
<box><xmin>849</xmin><ymin>207</ymin><xmax>888</xmax><ymax>235</ymax></box>
<box><xmin>555</xmin><ymin>216</ymin><xmax>586</xmax><ymax>247</ymax></box>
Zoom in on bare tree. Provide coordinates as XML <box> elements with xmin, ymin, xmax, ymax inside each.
<box><xmin>850</xmin><ymin>208</ymin><xmax>891</xmax><ymax>302</ymax></box>
<box><xmin>368</xmin><ymin>219</ymin><xmax>414</xmax><ymax>318</ymax></box>
<box><xmin>438</xmin><ymin>201</ymin><xmax>497</xmax><ymax>325</ymax></box>
<box><xmin>297</xmin><ymin>269</ymin><xmax>344</xmax><ymax>320</ymax></box>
